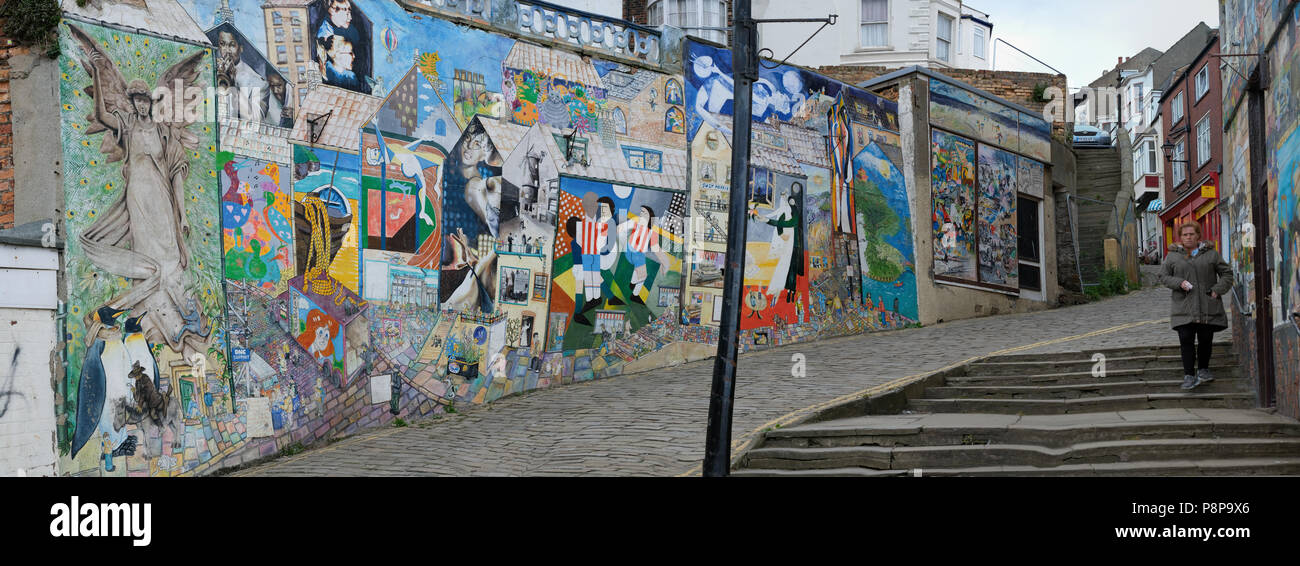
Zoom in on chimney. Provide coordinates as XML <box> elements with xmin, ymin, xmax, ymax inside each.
<box><xmin>1118</xmin><ymin>56</ymin><xmax>1123</xmax><ymax>66</ymax></box>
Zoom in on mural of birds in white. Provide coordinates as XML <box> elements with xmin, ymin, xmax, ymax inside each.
<box><xmin>72</xmin><ymin>306</ymin><xmax>138</xmax><ymax>471</ymax></box>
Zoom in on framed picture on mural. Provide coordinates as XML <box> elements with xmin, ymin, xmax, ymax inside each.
<box><xmin>500</xmin><ymin>266</ymin><xmax>530</xmax><ymax>305</ymax></box>
<box><xmin>749</xmin><ymin>167</ymin><xmax>774</xmax><ymax>209</ymax></box>
<box><xmin>547</xmin><ymin>313</ymin><xmax>568</xmax><ymax>352</ymax></box>
<box><xmin>658</xmin><ymin>286</ymin><xmax>680</xmax><ymax>308</ymax></box>
<box><xmin>532</xmin><ymin>273</ymin><xmax>548</xmax><ymax>301</ymax></box>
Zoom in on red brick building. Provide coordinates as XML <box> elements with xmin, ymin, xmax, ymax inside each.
<box><xmin>1157</xmin><ymin>30</ymin><xmax>1222</xmax><ymax>248</ymax></box>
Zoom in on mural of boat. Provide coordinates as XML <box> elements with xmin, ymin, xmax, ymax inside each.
<box><xmin>294</xmin><ymin>185</ymin><xmax>353</xmax><ymax>276</ymax></box>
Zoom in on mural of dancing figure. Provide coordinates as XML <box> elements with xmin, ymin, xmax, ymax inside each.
<box><xmin>67</xmin><ymin>23</ymin><xmax>213</xmax><ymax>361</ymax></box>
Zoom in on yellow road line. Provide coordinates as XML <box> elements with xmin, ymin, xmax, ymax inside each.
<box><xmin>675</xmin><ymin>317</ymin><xmax>1168</xmax><ymax>477</ymax></box>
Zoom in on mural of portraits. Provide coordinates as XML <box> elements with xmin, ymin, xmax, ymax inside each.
<box><xmin>309</xmin><ymin>0</ymin><xmax>373</xmax><ymax>94</ymax></box>
<box><xmin>206</xmin><ymin>22</ymin><xmax>295</xmax><ymax>128</ymax></box>
<box><xmin>440</xmin><ymin>117</ymin><xmax>503</xmax><ymax>314</ymax></box>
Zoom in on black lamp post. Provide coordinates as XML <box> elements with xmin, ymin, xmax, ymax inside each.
<box><xmin>1161</xmin><ymin>141</ymin><xmax>1188</xmax><ymax>163</ymax></box>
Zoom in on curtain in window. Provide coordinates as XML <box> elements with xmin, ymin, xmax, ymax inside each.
<box><xmin>860</xmin><ymin>0</ymin><xmax>887</xmax><ymax>47</ymax></box>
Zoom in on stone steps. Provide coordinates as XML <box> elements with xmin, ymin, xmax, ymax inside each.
<box><xmin>966</xmin><ymin>355</ymin><xmax>1238</xmax><ymax>376</ymax></box>
<box><xmin>925</xmin><ymin>378</ymin><xmax>1248</xmax><ymax>399</ymax></box>
<box><xmin>733</xmin><ymin>457</ymin><xmax>1300</xmax><ymax>477</ymax></box>
<box><xmin>989</xmin><ymin>343</ymin><xmax>1234</xmax><ymax>363</ymax></box>
<box><xmin>760</xmin><ymin>411</ymin><xmax>1300</xmax><ymax>449</ymax></box>
<box><xmin>732</xmin><ymin>339</ymin><xmax>1298</xmax><ymax>476</ymax></box>
<box><xmin>908</xmin><ymin>392</ymin><xmax>1254</xmax><ymax>414</ymax></box>
<box><xmin>743</xmin><ymin>438</ymin><xmax>1300</xmax><ymax>471</ymax></box>
<box><xmin>947</xmin><ymin>367</ymin><xmax>1241</xmax><ymax>386</ymax></box>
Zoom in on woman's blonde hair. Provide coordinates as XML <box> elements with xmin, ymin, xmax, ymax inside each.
<box><xmin>1178</xmin><ymin>220</ymin><xmax>1202</xmax><ymax>237</ymax></box>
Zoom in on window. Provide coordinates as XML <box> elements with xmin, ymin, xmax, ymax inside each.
<box><xmin>1132</xmin><ymin>82</ymin><xmax>1144</xmax><ymax>121</ymax></box>
<box><xmin>277</xmin><ymin>45</ymin><xmax>287</xmax><ymax>64</ymax></box>
<box><xmin>973</xmin><ymin>26</ymin><xmax>986</xmax><ymax>59</ymax></box>
<box><xmin>275</xmin><ymin>28</ymin><xmax>284</xmax><ymax>42</ymax></box>
<box><xmin>293</xmin><ymin>28</ymin><xmax>303</xmax><ymax>43</ymax></box>
<box><xmin>1196</xmin><ymin>115</ymin><xmax>1211</xmax><ymax>167</ymax></box>
<box><xmin>435</xmin><ymin>119</ymin><xmax>446</xmax><ymax>136</ymax></box>
<box><xmin>1146</xmin><ymin>140</ymin><xmax>1158</xmax><ymax>174</ymax></box>
<box><xmin>612</xmin><ymin>107</ymin><xmax>627</xmax><ymax>134</ymax></box>
<box><xmin>860</xmin><ymin>0</ymin><xmax>888</xmax><ymax>48</ymax></box>
<box><xmin>1133</xmin><ymin>147</ymin><xmax>1144</xmax><ymax>181</ymax></box>
<box><xmin>1195</xmin><ymin>65</ymin><xmax>1209</xmax><ymax>100</ymax></box>
<box><xmin>1017</xmin><ymin>197</ymin><xmax>1042</xmax><ymax>293</ymax></box>
<box><xmin>272</xmin><ymin>11</ymin><xmax>282</xmax><ymax>25</ymax></box>
<box><xmin>297</xmin><ymin>65</ymin><xmax>306</xmax><ymax>75</ymax></box>
<box><xmin>1170</xmin><ymin>91</ymin><xmax>1184</xmax><ymax>124</ymax></box>
<box><xmin>1173</xmin><ymin>141</ymin><xmax>1187</xmax><ymax>186</ymax></box>
<box><xmin>649</xmin><ymin>0</ymin><xmax>725</xmax><ymax>43</ymax></box>
<box><xmin>295</xmin><ymin>45</ymin><xmax>304</xmax><ymax>62</ymax></box>
<box><xmin>936</xmin><ymin>14</ymin><xmax>953</xmax><ymax>62</ymax></box>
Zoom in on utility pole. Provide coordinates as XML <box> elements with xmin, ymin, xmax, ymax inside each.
<box><xmin>689</xmin><ymin>2</ymin><xmax>838</xmax><ymax>478</ymax></box>
<box><xmin>703</xmin><ymin>0</ymin><xmax>758</xmax><ymax>478</ymax></box>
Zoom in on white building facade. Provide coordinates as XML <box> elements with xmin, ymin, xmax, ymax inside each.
<box><xmin>750</xmin><ymin>0</ymin><xmax>992</xmax><ymax>70</ymax></box>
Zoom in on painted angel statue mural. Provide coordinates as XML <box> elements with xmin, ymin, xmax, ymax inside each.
<box><xmin>68</xmin><ymin>24</ymin><xmax>213</xmax><ymax>360</ymax></box>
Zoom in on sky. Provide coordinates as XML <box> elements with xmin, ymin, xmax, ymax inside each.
<box><xmin>982</xmin><ymin>0</ymin><xmax>1221</xmax><ymax>90</ymax></box>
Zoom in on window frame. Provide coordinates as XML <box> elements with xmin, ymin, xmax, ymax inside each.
<box><xmin>1195</xmin><ymin>114</ymin><xmax>1211</xmax><ymax>168</ymax></box>
<box><xmin>858</xmin><ymin>0</ymin><xmax>890</xmax><ymax>50</ymax></box>
<box><xmin>935</xmin><ymin>12</ymin><xmax>954</xmax><ymax>62</ymax></box>
<box><xmin>1172</xmin><ymin>141</ymin><xmax>1187</xmax><ymax>187</ymax></box>
<box><xmin>1170</xmin><ymin>91</ymin><xmax>1184</xmax><ymax>124</ymax></box>
<box><xmin>972</xmin><ymin>26</ymin><xmax>986</xmax><ymax>60</ymax></box>
<box><xmin>1194</xmin><ymin>65</ymin><xmax>1210</xmax><ymax>101</ymax></box>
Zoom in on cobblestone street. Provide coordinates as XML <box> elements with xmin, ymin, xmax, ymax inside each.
<box><xmin>233</xmin><ymin>285</ymin><xmax>1196</xmax><ymax>476</ymax></box>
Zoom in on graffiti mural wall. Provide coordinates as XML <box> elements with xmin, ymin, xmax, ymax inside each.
<box><xmin>49</xmin><ymin>1</ymin><xmax>1081</xmax><ymax>475</ymax></box>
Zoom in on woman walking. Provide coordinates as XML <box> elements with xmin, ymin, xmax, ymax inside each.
<box><xmin>1160</xmin><ymin>221</ymin><xmax>1234</xmax><ymax>390</ymax></box>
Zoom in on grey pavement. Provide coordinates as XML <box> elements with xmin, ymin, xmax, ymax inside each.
<box><xmin>234</xmin><ymin>285</ymin><xmax>1192</xmax><ymax>476</ymax></box>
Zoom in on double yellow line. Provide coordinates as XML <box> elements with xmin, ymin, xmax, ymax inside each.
<box><xmin>674</xmin><ymin>317</ymin><xmax>1168</xmax><ymax>477</ymax></box>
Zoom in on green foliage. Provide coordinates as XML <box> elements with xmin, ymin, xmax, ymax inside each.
<box><xmin>1084</xmin><ymin>269</ymin><xmax>1135</xmax><ymax>301</ymax></box>
<box><xmin>1099</xmin><ymin>269</ymin><xmax>1131</xmax><ymax>296</ymax></box>
<box><xmin>279</xmin><ymin>442</ymin><xmax>307</xmax><ymax>457</ymax></box>
<box><xmin>392</xmin><ymin>418</ymin><xmax>408</xmax><ymax>428</ymax></box>
<box><xmin>1032</xmin><ymin>83</ymin><xmax>1050</xmax><ymax>102</ymax></box>
<box><xmin>1</xmin><ymin>0</ymin><xmax>61</xmax><ymax>56</ymax></box>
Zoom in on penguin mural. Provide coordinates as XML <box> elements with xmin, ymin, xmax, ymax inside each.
<box><xmin>121</xmin><ymin>312</ymin><xmax>184</xmax><ymax>460</ymax></box>
<box><xmin>122</xmin><ymin>313</ymin><xmax>160</xmax><ymax>390</ymax></box>
<box><xmin>72</xmin><ymin>306</ymin><xmax>138</xmax><ymax>471</ymax></box>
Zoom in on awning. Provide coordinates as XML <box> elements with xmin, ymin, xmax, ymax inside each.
<box><xmin>1146</xmin><ymin>199</ymin><xmax>1163</xmax><ymax>212</ymax></box>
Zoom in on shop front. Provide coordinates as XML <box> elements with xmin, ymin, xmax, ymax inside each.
<box><xmin>1159</xmin><ymin>172</ymin><xmax>1220</xmax><ymax>249</ymax></box>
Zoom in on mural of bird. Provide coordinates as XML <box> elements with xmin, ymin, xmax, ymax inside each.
<box><xmin>122</xmin><ymin>312</ymin><xmax>160</xmax><ymax>391</ymax></box>
<box><xmin>72</xmin><ymin>306</ymin><xmax>137</xmax><ymax>471</ymax></box>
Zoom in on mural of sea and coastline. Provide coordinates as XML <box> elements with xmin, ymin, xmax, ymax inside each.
<box><xmin>52</xmin><ymin>1</ymin><xmax>937</xmax><ymax>476</ymax></box>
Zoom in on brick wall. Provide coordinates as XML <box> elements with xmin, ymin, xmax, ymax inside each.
<box><xmin>0</xmin><ymin>306</ymin><xmax>58</xmax><ymax>476</ymax></box>
<box><xmin>819</xmin><ymin>65</ymin><xmax>1071</xmax><ymax>142</ymax></box>
<box><xmin>0</xmin><ymin>28</ymin><xmax>16</xmax><ymax>230</ymax></box>
<box><xmin>623</xmin><ymin>0</ymin><xmax>647</xmax><ymax>25</ymax></box>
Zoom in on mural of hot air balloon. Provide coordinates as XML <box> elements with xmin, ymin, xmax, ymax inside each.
<box><xmin>383</xmin><ymin>26</ymin><xmax>398</xmax><ymax>64</ymax></box>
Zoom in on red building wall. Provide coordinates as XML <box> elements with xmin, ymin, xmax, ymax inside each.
<box><xmin>1159</xmin><ymin>32</ymin><xmax>1223</xmax><ymax>247</ymax></box>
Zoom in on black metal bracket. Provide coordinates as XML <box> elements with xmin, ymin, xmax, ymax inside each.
<box><xmin>754</xmin><ymin>13</ymin><xmax>842</xmax><ymax>69</ymax></box>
